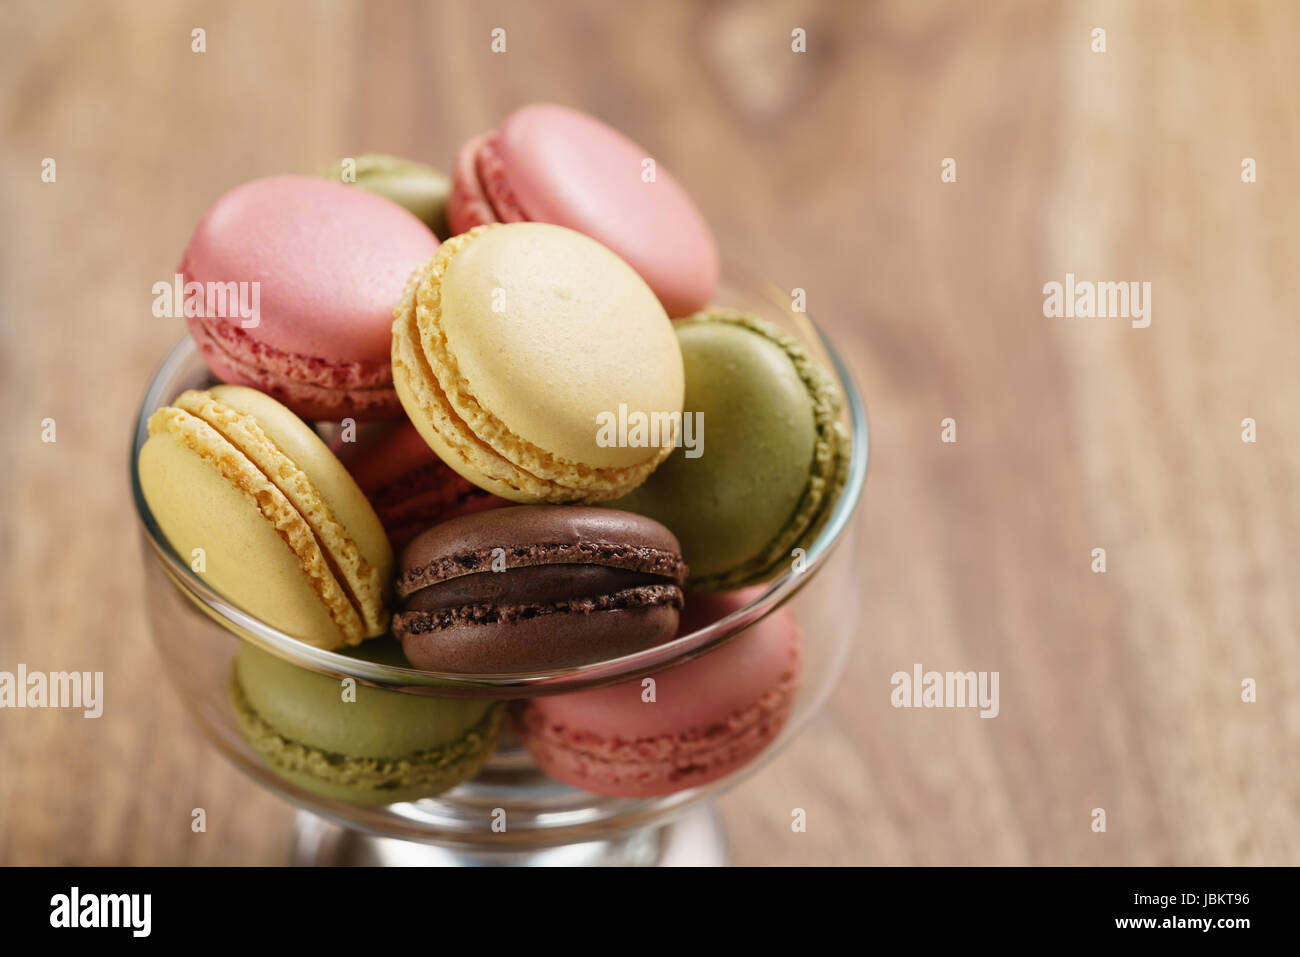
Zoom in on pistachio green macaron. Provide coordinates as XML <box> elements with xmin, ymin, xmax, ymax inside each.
<box><xmin>321</xmin><ymin>153</ymin><xmax>452</xmax><ymax>238</ymax></box>
<box><xmin>610</xmin><ymin>310</ymin><xmax>848</xmax><ymax>591</ymax></box>
<box><xmin>230</xmin><ymin>640</ymin><xmax>503</xmax><ymax>804</ymax></box>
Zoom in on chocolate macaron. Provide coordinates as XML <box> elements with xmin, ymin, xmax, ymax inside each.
<box><xmin>393</xmin><ymin>506</ymin><xmax>687</xmax><ymax>673</ymax></box>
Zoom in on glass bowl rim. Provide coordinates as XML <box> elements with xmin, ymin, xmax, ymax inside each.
<box><xmin>129</xmin><ymin>269</ymin><xmax>870</xmax><ymax>697</ymax></box>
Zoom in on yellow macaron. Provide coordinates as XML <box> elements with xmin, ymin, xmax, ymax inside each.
<box><xmin>138</xmin><ymin>385</ymin><xmax>393</xmax><ymax>649</ymax></box>
<box><xmin>391</xmin><ymin>222</ymin><xmax>685</xmax><ymax>503</ymax></box>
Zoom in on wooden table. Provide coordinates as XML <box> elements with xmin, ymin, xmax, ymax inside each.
<box><xmin>2</xmin><ymin>0</ymin><xmax>1296</xmax><ymax>865</ymax></box>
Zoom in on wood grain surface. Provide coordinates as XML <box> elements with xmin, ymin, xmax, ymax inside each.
<box><xmin>1</xmin><ymin>0</ymin><xmax>1296</xmax><ymax>866</ymax></box>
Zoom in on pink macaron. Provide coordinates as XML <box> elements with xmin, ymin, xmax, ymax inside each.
<box><xmin>181</xmin><ymin>175</ymin><xmax>439</xmax><ymax>421</ymax></box>
<box><xmin>517</xmin><ymin>588</ymin><xmax>801</xmax><ymax>797</ymax></box>
<box><xmin>331</xmin><ymin>420</ymin><xmax>508</xmax><ymax>551</ymax></box>
<box><xmin>448</xmin><ymin>103</ymin><xmax>719</xmax><ymax>318</ymax></box>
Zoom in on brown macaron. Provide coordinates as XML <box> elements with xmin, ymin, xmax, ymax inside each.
<box><xmin>393</xmin><ymin>506</ymin><xmax>688</xmax><ymax>673</ymax></box>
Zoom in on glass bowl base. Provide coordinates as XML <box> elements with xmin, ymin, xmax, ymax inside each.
<box><xmin>288</xmin><ymin>804</ymin><xmax>729</xmax><ymax>866</ymax></box>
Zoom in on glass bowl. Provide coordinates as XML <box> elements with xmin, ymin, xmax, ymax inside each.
<box><xmin>130</xmin><ymin>271</ymin><xmax>869</xmax><ymax>865</ymax></box>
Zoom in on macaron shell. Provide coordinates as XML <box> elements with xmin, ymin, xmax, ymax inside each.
<box><xmin>196</xmin><ymin>385</ymin><xmax>394</xmax><ymax>634</ymax></box>
<box><xmin>207</xmin><ymin>387</ymin><xmax>390</xmax><ymax>567</ymax></box>
<box><xmin>391</xmin><ymin>243</ymin><xmax>552</xmax><ymax>502</ymax></box>
<box><xmin>234</xmin><ymin>642</ymin><xmax>496</xmax><ymax>757</ymax></box>
<box><xmin>391</xmin><ymin>224</ymin><xmax>684</xmax><ymax>503</ymax></box>
<box><xmin>448</xmin><ymin>133</ymin><xmax>505</xmax><ymax>235</ymax></box>
<box><xmin>473</xmin><ymin>131</ymin><xmax>529</xmax><ymax>222</ymax></box>
<box><xmin>494</xmin><ymin>104</ymin><xmax>718</xmax><ymax>317</ymax></box>
<box><xmin>184</xmin><ymin>321</ymin><xmax>404</xmax><ymax>421</ymax></box>
<box><xmin>139</xmin><ymin>419</ymin><xmax>357</xmax><ymax>646</ymax></box>
<box><xmin>231</xmin><ymin>642</ymin><xmax>503</xmax><ymax>803</ymax></box>
<box><xmin>332</xmin><ymin>420</ymin><xmax>445</xmax><ymax>493</ymax></box>
<box><xmin>230</xmin><ymin>685</ymin><xmax>501</xmax><ymax>802</ymax></box>
<box><xmin>611</xmin><ymin>317</ymin><xmax>817</xmax><ymax>581</ymax></box>
<box><xmin>396</xmin><ymin>505</ymin><xmax>685</xmax><ymax>583</ymax></box>
<box><xmin>531</xmin><ymin>592</ymin><xmax>797</xmax><ymax>735</ymax></box>
<box><xmin>226</xmin><ymin>760</ymin><xmax>437</xmax><ymax>806</ymax></box>
<box><xmin>235</xmin><ymin>757</ymin><xmax>493</xmax><ymax>805</ymax></box>
<box><xmin>182</xmin><ymin>175</ymin><xmax>439</xmax><ymax>364</ymax></box>
<box><xmin>390</xmin><ymin>341</ymin><xmax>538</xmax><ymax>503</ymax></box>
<box><xmin>383</xmin><ymin>488</ymin><xmax>504</xmax><ymax>549</ymax></box>
<box><xmin>519</xmin><ymin>588</ymin><xmax>801</xmax><ymax>796</ymax></box>
<box><xmin>439</xmin><ymin>223</ymin><xmax>683</xmax><ymax>470</ymax></box>
<box><xmin>331</xmin><ymin>420</ymin><xmax>507</xmax><ymax>550</ymax></box>
<box><xmin>342</xmin><ymin>154</ymin><xmax>452</xmax><ymax>238</ymax></box>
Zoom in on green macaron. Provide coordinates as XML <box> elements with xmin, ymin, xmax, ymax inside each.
<box><xmin>611</xmin><ymin>310</ymin><xmax>848</xmax><ymax>591</ymax></box>
<box><xmin>229</xmin><ymin>640</ymin><xmax>502</xmax><ymax>805</ymax></box>
<box><xmin>320</xmin><ymin>153</ymin><xmax>452</xmax><ymax>238</ymax></box>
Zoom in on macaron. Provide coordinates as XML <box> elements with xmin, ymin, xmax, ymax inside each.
<box><xmin>321</xmin><ymin>153</ymin><xmax>452</xmax><ymax>239</ymax></box>
<box><xmin>517</xmin><ymin>587</ymin><xmax>802</xmax><ymax>797</ymax></box>
<box><xmin>393</xmin><ymin>506</ymin><xmax>688</xmax><ymax>673</ymax></box>
<box><xmin>138</xmin><ymin>385</ymin><xmax>393</xmax><ymax>649</ymax></box>
<box><xmin>181</xmin><ymin>175</ymin><xmax>439</xmax><ymax>420</ymax></box>
<box><xmin>610</xmin><ymin>310</ymin><xmax>849</xmax><ymax>591</ymax></box>
<box><xmin>229</xmin><ymin>640</ymin><xmax>503</xmax><ymax>804</ymax></box>
<box><xmin>331</xmin><ymin>420</ymin><xmax>507</xmax><ymax>551</ymax></box>
<box><xmin>390</xmin><ymin>221</ymin><xmax>685</xmax><ymax>503</ymax></box>
<box><xmin>448</xmin><ymin>103</ymin><xmax>718</xmax><ymax>317</ymax></box>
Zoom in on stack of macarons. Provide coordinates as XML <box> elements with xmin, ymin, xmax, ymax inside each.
<box><xmin>137</xmin><ymin>103</ymin><xmax>848</xmax><ymax>805</ymax></box>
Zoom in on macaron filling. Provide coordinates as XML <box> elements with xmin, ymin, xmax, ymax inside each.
<box><xmin>395</xmin><ymin>543</ymin><xmax>686</xmax><ymax>635</ymax></box>
<box><xmin>403</xmin><ymin>563</ymin><xmax>669</xmax><ymax>611</ymax></box>
<box><xmin>397</xmin><ymin>538</ymin><xmax>687</xmax><ymax>594</ymax></box>
<box><xmin>397</xmin><ymin>584</ymin><xmax>683</xmax><ymax>633</ymax></box>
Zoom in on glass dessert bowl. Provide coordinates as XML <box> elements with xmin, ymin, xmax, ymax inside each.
<box><xmin>131</xmin><ymin>271</ymin><xmax>869</xmax><ymax>866</ymax></box>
